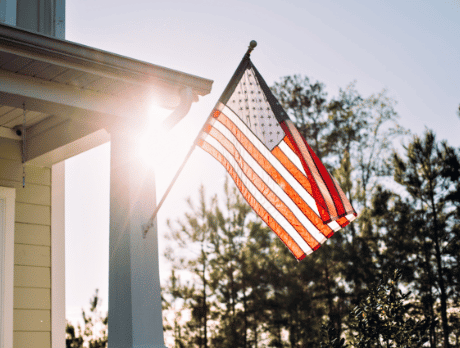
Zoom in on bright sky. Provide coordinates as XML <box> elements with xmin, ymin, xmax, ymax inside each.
<box><xmin>64</xmin><ymin>0</ymin><xmax>460</xmax><ymax>326</ymax></box>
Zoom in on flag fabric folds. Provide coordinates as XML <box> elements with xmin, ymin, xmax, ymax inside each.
<box><xmin>197</xmin><ymin>55</ymin><xmax>357</xmax><ymax>261</ymax></box>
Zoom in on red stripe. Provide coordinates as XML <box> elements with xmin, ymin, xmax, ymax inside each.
<box><xmin>302</xmin><ymin>137</ymin><xmax>346</xmax><ymax>218</ymax></box>
<box><xmin>281</xmin><ymin>122</ymin><xmax>333</xmax><ymax>222</ymax></box>
<box><xmin>336</xmin><ymin>217</ymin><xmax>350</xmax><ymax>228</ymax></box>
<box><xmin>271</xmin><ymin>147</ymin><xmax>334</xmax><ymax>238</ymax></box>
<box><xmin>331</xmin><ymin>176</ymin><xmax>357</xmax><ymax>218</ymax></box>
<box><xmin>198</xmin><ymin>139</ymin><xmax>306</xmax><ymax>260</ymax></box>
<box><xmin>205</xmin><ymin>126</ymin><xmax>321</xmax><ymax>249</ymax></box>
<box><xmin>214</xmin><ymin>112</ymin><xmax>333</xmax><ymax>238</ymax></box>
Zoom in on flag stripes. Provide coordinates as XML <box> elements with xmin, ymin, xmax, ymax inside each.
<box><xmin>210</xmin><ymin>108</ymin><xmax>334</xmax><ymax>239</ymax></box>
<box><xmin>205</xmin><ymin>125</ymin><xmax>324</xmax><ymax>248</ymax></box>
<box><xmin>194</xmin><ymin>54</ymin><xmax>357</xmax><ymax>260</ymax></box>
<box><xmin>198</xmin><ymin>104</ymin><xmax>353</xmax><ymax>259</ymax></box>
<box><xmin>198</xmin><ymin>140</ymin><xmax>310</xmax><ymax>260</ymax></box>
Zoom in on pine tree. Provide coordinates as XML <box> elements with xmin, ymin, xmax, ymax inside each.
<box><xmin>393</xmin><ymin>131</ymin><xmax>459</xmax><ymax>348</ymax></box>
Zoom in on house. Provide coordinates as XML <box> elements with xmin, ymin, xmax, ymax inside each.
<box><xmin>0</xmin><ymin>1</ymin><xmax>213</xmax><ymax>347</ymax></box>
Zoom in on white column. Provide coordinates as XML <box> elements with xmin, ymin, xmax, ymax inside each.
<box><xmin>51</xmin><ymin>161</ymin><xmax>66</xmax><ymax>348</ymax></box>
<box><xmin>108</xmin><ymin>133</ymin><xmax>166</xmax><ymax>348</ymax></box>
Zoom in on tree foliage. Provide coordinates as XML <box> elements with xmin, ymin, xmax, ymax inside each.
<box><xmin>163</xmin><ymin>76</ymin><xmax>460</xmax><ymax>347</ymax></box>
<box><xmin>66</xmin><ymin>289</ymin><xmax>108</xmax><ymax>348</ymax></box>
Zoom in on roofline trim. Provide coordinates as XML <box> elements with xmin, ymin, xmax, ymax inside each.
<box><xmin>0</xmin><ymin>23</ymin><xmax>213</xmax><ymax>96</ymax></box>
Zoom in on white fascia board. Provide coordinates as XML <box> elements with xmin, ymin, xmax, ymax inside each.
<box><xmin>0</xmin><ymin>24</ymin><xmax>213</xmax><ymax>98</ymax></box>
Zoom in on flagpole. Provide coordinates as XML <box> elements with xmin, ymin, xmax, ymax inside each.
<box><xmin>142</xmin><ymin>40</ymin><xmax>257</xmax><ymax>237</ymax></box>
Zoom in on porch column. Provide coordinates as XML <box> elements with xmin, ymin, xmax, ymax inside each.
<box><xmin>108</xmin><ymin>132</ymin><xmax>166</xmax><ymax>348</ymax></box>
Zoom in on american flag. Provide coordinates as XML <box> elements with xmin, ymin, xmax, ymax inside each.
<box><xmin>197</xmin><ymin>56</ymin><xmax>357</xmax><ymax>261</ymax></box>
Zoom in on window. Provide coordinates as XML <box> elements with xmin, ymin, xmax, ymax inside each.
<box><xmin>0</xmin><ymin>186</ymin><xmax>15</xmax><ymax>348</ymax></box>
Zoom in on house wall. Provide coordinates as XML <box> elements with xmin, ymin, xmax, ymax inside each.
<box><xmin>0</xmin><ymin>137</ymin><xmax>52</xmax><ymax>348</ymax></box>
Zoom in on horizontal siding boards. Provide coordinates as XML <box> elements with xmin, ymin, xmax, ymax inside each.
<box><xmin>0</xmin><ymin>179</ymin><xmax>51</xmax><ymax>205</ymax></box>
<box><xmin>14</xmin><ymin>287</ymin><xmax>51</xmax><ymax>310</ymax></box>
<box><xmin>16</xmin><ymin>182</ymin><xmax>51</xmax><ymax>205</ymax></box>
<box><xmin>13</xmin><ymin>331</ymin><xmax>50</xmax><ymax>348</ymax></box>
<box><xmin>0</xmin><ymin>138</ymin><xmax>21</xmax><ymax>160</ymax></box>
<box><xmin>15</xmin><ymin>244</ymin><xmax>50</xmax><ymax>267</ymax></box>
<box><xmin>25</xmin><ymin>166</ymin><xmax>51</xmax><ymax>186</ymax></box>
<box><xmin>15</xmin><ymin>202</ymin><xmax>51</xmax><ymax>226</ymax></box>
<box><xmin>14</xmin><ymin>266</ymin><xmax>50</xmax><ymax>288</ymax></box>
<box><xmin>13</xmin><ymin>309</ymin><xmax>50</xmax><ymax>331</ymax></box>
<box><xmin>15</xmin><ymin>223</ymin><xmax>50</xmax><ymax>246</ymax></box>
<box><xmin>0</xmin><ymin>158</ymin><xmax>51</xmax><ymax>186</ymax></box>
<box><xmin>1</xmin><ymin>135</ymin><xmax>52</xmax><ymax>348</ymax></box>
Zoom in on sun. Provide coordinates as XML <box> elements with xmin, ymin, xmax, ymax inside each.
<box><xmin>136</xmin><ymin>103</ymin><xmax>197</xmax><ymax>169</ymax></box>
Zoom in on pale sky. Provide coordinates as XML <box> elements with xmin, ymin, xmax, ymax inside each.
<box><xmin>64</xmin><ymin>0</ymin><xmax>460</xmax><ymax>326</ymax></box>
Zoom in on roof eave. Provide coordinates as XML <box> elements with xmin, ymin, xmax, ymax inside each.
<box><xmin>0</xmin><ymin>23</ymin><xmax>213</xmax><ymax>97</ymax></box>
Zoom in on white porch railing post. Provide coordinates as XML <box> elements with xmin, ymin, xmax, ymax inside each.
<box><xmin>108</xmin><ymin>133</ymin><xmax>166</xmax><ymax>348</ymax></box>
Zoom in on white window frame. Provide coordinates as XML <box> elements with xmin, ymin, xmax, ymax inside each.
<box><xmin>0</xmin><ymin>187</ymin><xmax>15</xmax><ymax>348</ymax></box>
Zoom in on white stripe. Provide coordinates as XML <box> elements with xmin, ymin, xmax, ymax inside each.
<box><xmin>203</xmin><ymin>136</ymin><xmax>314</xmax><ymax>255</ymax></box>
<box><xmin>345</xmin><ymin>213</ymin><xmax>356</xmax><ymax>222</ymax></box>
<box><xmin>345</xmin><ymin>214</ymin><xmax>356</xmax><ymax>221</ymax></box>
<box><xmin>210</xmin><ymin>120</ymin><xmax>327</xmax><ymax>244</ymax></box>
<box><xmin>278</xmin><ymin>142</ymin><xmax>307</xmax><ymax>176</ymax></box>
<box><xmin>327</xmin><ymin>221</ymin><xmax>341</xmax><ymax>232</ymax></box>
<box><xmin>221</xmin><ymin>106</ymin><xmax>321</xmax><ymax>217</ymax></box>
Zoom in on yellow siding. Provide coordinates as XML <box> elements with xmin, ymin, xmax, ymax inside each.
<box><xmin>15</xmin><ymin>223</ymin><xmax>50</xmax><ymax>246</ymax></box>
<box><xmin>14</xmin><ymin>266</ymin><xmax>50</xmax><ymax>288</ymax></box>
<box><xmin>0</xmin><ymin>179</ymin><xmax>51</xmax><ymax>205</ymax></box>
<box><xmin>14</xmin><ymin>332</ymin><xmax>50</xmax><ymax>348</ymax></box>
<box><xmin>1</xmin><ymin>138</ymin><xmax>52</xmax><ymax>348</ymax></box>
<box><xmin>0</xmin><ymin>138</ymin><xmax>21</xmax><ymax>160</ymax></box>
<box><xmin>0</xmin><ymin>158</ymin><xmax>51</xmax><ymax>185</ymax></box>
<box><xmin>14</xmin><ymin>288</ymin><xmax>51</xmax><ymax>310</ymax></box>
<box><xmin>15</xmin><ymin>202</ymin><xmax>51</xmax><ymax>226</ymax></box>
<box><xmin>13</xmin><ymin>309</ymin><xmax>51</xmax><ymax>331</ymax></box>
<box><xmin>14</xmin><ymin>244</ymin><xmax>51</xmax><ymax>267</ymax></box>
